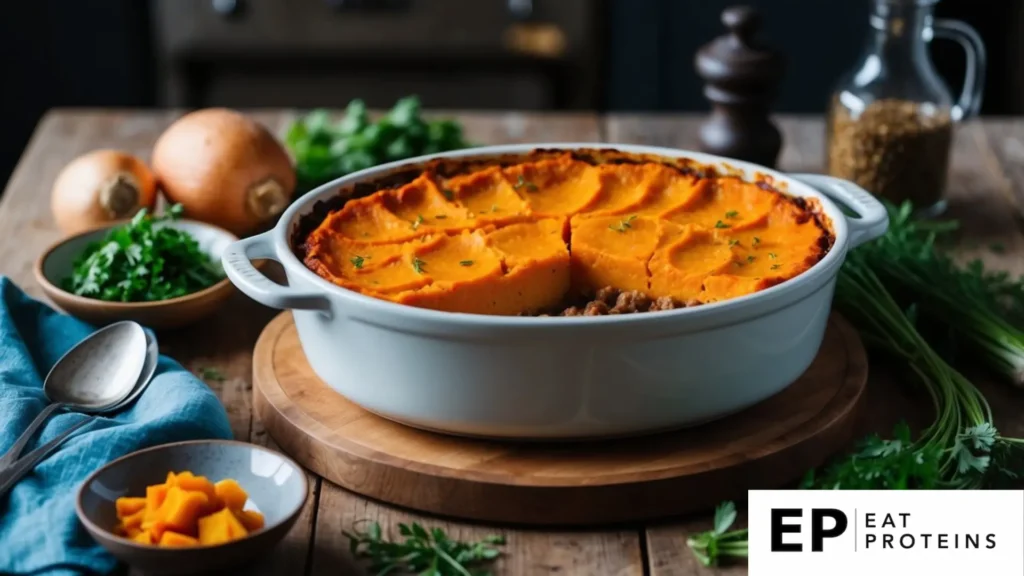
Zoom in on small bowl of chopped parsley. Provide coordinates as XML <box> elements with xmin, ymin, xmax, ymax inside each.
<box><xmin>34</xmin><ymin>204</ymin><xmax>239</xmax><ymax>329</ymax></box>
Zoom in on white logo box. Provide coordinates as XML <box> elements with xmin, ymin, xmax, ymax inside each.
<box><xmin>748</xmin><ymin>490</ymin><xmax>1024</xmax><ymax>576</ymax></box>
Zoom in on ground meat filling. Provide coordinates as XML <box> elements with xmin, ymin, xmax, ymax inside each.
<box><xmin>528</xmin><ymin>287</ymin><xmax>699</xmax><ymax>317</ymax></box>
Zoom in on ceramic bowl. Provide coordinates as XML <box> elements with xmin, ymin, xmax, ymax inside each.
<box><xmin>76</xmin><ymin>440</ymin><xmax>308</xmax><ymax>575</ymax></box>
<box><xmin>35</xmin><ymin>219</ymin><xmax>238</xmax><ymax>330</ymax></box>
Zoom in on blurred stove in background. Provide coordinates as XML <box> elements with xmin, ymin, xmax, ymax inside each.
<box><xmin>150</xmin><ymin>0</ymin><xmax>604</xmax><ymax>110</ymax></box>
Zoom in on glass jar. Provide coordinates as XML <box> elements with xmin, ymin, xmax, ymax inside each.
<box><xmin>826</xmin><ymin>0</ymin><xmax>985</xmax><ymax>216</ymax></box>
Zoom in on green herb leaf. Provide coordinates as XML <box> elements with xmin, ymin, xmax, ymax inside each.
<box><xmin>198</xmin><ymin>367</ymin><xmax>225</xmax><ymax>382</ymax></box>
<box><xmin>411</xmin><ymin>214</ymin><xmax>425</xmax><ymax>230</ymax></box>
<box><xmin>412</xmin><ymin>257</ymin><xmax>426</xmax><ymax>274</ymax></box>
<box><xmin>714</xmin><ymin>220</ymin><xmax>730</xmax><ymax>229</ymax></box>
<box><xmin>752</xmin><ymin>236</ymin><xmax>761</xmax><ymax>245</ymax></box>
<box><xmin>350</xmin><ymin>255</ymin><xmax>369</xmax><ymax>269</ymax></box>
<box><xmin>728</xmin><ymin>239</ymin><xmax>739</xmax><ymax>247</ymax></box>
<box><xmin>609</xmin><ymin>215</ymin><xmax>638</xmax><ymax>233</ymax></box>
<box><xmin>514</xmin><ymin>175</ymin><xmax>539</xmax><ymax>192</ymax></box>
<box><xmin>441</xmin><ymin>188</ymin><xmax>456</xmax><ymax>201</ymax></box>
<box><xmin>459</xmin><ymin>260</ymin><xmax>474</xmax><ymax>267</ymax></box>
<box><xmin>770</xmin><ymin>264</ymin><xmax>781</xmax><ymax>270</ymax></box>
<box><xmin>725</xmin><ymin>210</ymin><xmax>739</xmax><ymax>219</ymax></box>
<box><xmin>746</xmin><ymin>255</ymin><xmax>755</xmax><ymax>263</ymax></box>
<box><xmin>768</xmin><ymin>252</ymin><xmax>777</xmax><ymax>259</ymax></box>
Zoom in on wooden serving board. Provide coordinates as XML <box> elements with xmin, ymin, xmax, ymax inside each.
<box><xmin>253</xmin><ymin>312</ymin><xmax>867</xmax><ymax>526</ymax></box>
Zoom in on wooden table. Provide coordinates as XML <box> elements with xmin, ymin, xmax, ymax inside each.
<box><xmin>3</xmin><ymin>109</ymin><xmax>1024</xmax><ymax>576</ymax></box>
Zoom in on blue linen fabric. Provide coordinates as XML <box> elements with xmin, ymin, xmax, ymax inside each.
<box><xmin>0</xmin><ymin>277</ymin><xmax>232</xmax><ymax>575</ymax></box>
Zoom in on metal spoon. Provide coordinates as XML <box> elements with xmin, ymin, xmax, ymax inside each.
<box><xmin>0</xmin><ymin>328</ymin><xmax>159</xmax><ymax>496</ymax></box>
<box><xmin>0</xmin><ymin>321</ymin><xmax>148</xmax><ymax>472</ymax></box>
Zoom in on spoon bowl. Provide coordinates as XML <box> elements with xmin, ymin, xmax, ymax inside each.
<box><xmin>44</xmin><ymin>321</ymin><xmax>148</xmax><ymax>412</ymax></box>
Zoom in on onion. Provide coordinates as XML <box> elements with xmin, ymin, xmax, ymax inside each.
<box><xmin>50</xmin><ymin>149</ymin><xmax>157</xmax><ymax>235</ymax></box>
<box><xmin>152</xmin><ymin>108</ymin><xmax>296</xmax><ymax>236</ymax></box>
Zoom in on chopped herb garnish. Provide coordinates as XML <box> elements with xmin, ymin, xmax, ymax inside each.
<box><xmin>768</xmin><ymin>252</ymin><xmax>777</xmax><ymax>259</ymax></box>
<box><xmin>514</xmin><ymin>175</ymin><xmax>538</xmax><ymax>192</ymax></box>
<box><xmin>435</xmin><ymin>214</ymin><xmax>447</xmax><ymax>220</ymax></box>
<box><xmin>609</xmin><ymin>215</ymin><xmax>638</xmax><ymax>233</ymax></box>
<box><xmin>728</xmin><ymin>239</ymin><xmax>740</xmax><ymax>247</ymax></box>
<box><xmin>412</xmin><ymin>257</ymin><xmax>426</xmax><ymax>274</ymax></box>
<box><xmin>198</xmin><ymin>367</ymin><xmax>225</xmax><ymax>382</ymax></box>
<box><xmin>752</xmin><ymin>236</ymin><xmax>761</xmax><ymax>245</ymax></box>
<box><xmin>771</xmin><ymin>264</ymin><xmax>781</xmax><ymax>270</ymax></box>
<box><xmin>410</xmin><ymin>214</ymin><xmax>425</xmax><ymax>230</ymax></box>
<box><xmin>459</xmin><ymin>260</ymin><xmax>474</xmax><ymax>267</ymax></box>
<box><xmin>490</xmin><ymin>204</ymin><xmax>500</xmax><ymax>212</ymax></box>
<box><xmin>715</xmin><ymin>220</ymin><xmax>730</xmax><ymax>229</ymax></box>
<box><xmin>350</xmin><ymin>255</ymin><xmax>370</xmax><ymax>269</ymax></box>
<box><xmin>725</xmin><ymin>210</ymin><xmax>740</xmax><ymax>219</ymax></box>
<box><xmin>62</xmin><ymin>204</ymin><xmax>224</xmax><ymax>303</ymax></box>
<box><xmin>441</xmin><ymin>188</ymin><xmax>455</xmax><ymax>201</ymax></box>
<box><xmin>747</xmin><ymin>255</ymin><xmax>756</xmax><ymax>263</ymax></box>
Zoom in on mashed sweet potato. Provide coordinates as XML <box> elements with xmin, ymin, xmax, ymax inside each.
<box><xmin>301</xmin><ymin>151</ymin><xmax>831</xmax><ymax>315</ymax></box>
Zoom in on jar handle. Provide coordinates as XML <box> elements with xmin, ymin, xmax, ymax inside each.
<box><xmin>933</xmin><ymin>19</ymin><xmax>986</xmax><ymax>121</ymax></box>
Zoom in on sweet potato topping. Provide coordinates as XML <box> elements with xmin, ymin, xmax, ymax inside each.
<box><xmin>302</xmin><ymin>153</ymin><xmax>831</xmax><ymax>315</ymax></box>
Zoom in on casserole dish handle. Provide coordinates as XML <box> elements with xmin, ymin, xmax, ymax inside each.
<box><xmin>221</xmin><ymin>232</ymin><xmax>331</xmax><ymax>313</ymax></box>
<box><xmin>790</xmin><ymin>174</ymin><xmax>889</xmax><ymax>248</ymax></box>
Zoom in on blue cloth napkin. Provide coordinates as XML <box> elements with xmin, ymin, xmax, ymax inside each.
<box><xmin>0</xmin><ymin>277</ymin><xmax>233</xmax><ymax>575</ymax></box>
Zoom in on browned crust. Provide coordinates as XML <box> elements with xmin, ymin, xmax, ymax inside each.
<box><xmin>291</xmin><ymin>149</ymin><xmax>835</xmax><ymax>304</ymax></box>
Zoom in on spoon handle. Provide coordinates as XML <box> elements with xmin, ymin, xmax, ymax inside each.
<box><xmin>0</xmin><ymin>403</ymin><xmax>65</xmax><ymax>472</ymax></box>
<box><xmin>0</xmin><ymin>416</ymin><xmax>94</xmax><ymax>498</ymax></box>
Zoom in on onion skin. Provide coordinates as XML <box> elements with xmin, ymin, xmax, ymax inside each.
<box><xmin>152</xmin><ymin>108</ymin><xmax>296</xmax><ymax>237</ymax></box>
<box><xmin>50</xmin><ymin>150</ymin><xmax>157</xmax><ymax>235</ymax></box>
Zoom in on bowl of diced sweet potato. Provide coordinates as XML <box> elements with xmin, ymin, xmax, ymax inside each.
<box><xmin>76</xmin><ymin>439</ymin><xmax>308</xmax><ymax>575</ymax></box>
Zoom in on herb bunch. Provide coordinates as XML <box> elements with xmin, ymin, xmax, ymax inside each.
<box><xmin>686</xmin><ymin>501</ymin><xmax>748</xmax><ymax>567</ymax></box>
<box><xmin>63</xmin><ymin>204</ymin><xmax>224</xmax><ymax>303</ymax></box>
<box><xmin>286</xmin><ymin>96</ymin><xmax>471</xmax><ymax>193</ymax></box>
<box><xmin>344</xmin><ymin>520</ymin><xmax>504</xmax><ymax>576</ymax></box>
<box><xmin>855</xmin><ymin>201</ymin><xmax>1024</xmax><ymax>386</ymax></box>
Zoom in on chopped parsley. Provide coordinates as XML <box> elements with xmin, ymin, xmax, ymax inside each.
<box><xmin>441</xmin><ymin>188</ymin><xmax>455</xmax><ymax>201</ymax></box>
<box><xmin>514</xmin><ymin>175</ymin><xmax>538</xmax><ymax>192</ymax></box>
<box><xmin>411</xmin><ymin>257</ymin><xmax>426</xmax><ymax>274</ymax></box>
<box><xmin>62</xmin><ymin>204</ymin><xmax>224</xmax><ymax>303</ymax></box>
<box><xmin>771</xmin><ymin>264</ymin><xmax>781</xmax><ymax>270</ymax></box>
<box><xmin>725</xmin><ymin>210</ymin><xmax>740</xmax><ymax>219</ymax></box>
<box><xmin>714</xmin><ymin>220</ymin><xmax>730</xmax><ymax>229</ymax></box>
<box><xmin>752</xmin><ymin>236</ymin><xmax>761</xmax><ymax>245</ymax></box>
<box><xmin>728</xmin><ymin>239</ymin><xmax>740</xmax><ymax>247</ymax></box>
<box><xmin>769</xmin><ymin>252</ymin><xmax>777</xmax><ymax>260</ymax></box>
<box><xmin>411</xmin><ymin>214</ymin><xmax>425</xmax><ymax>230</ymax></box>
<box><xmin>459</xmin><ymin>260</ymin><xmax>474</xmax><ymax>267</ymax></box>
<box><xmin>609</xmin><ymin>215</ymin><xmax>638</xmax><ymax>233</ymax></box>
<box><xmin>746</xmin><ymin>255</ymin><xmax>756</xmax><ymax>263</ymax></box>
<box><xmin>350</xmin><ymin>255</ymin><xmax>370</xmax><ymax>269</ymax></box>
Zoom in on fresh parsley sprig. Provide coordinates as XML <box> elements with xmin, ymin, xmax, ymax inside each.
<box><xmin>62</xmin><ymin>204</ymin><xmax>224</xmax><ymax>303</ymax></box>
<box><xmin>344</xmin><ymin>520</ymin><xmax>505</xmax><ymax>576</ymax></box>
<box><xmin>686</xmin><ymin>501</ymin><xmax>748</xmax><ymax>567</ymax></box>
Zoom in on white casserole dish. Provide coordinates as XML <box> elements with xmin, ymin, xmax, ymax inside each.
<box><xmin>222</xmin><ymin>144</ymin><xmax>888</xmax><ymax>440</ymax></box>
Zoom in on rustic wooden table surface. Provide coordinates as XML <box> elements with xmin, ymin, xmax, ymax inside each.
<box><xmin>3</xmin><ymin>109</ymin><xmax>1023</xmax><ymax>576</ymax></box>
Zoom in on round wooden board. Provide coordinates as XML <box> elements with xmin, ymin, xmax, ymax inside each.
<box><xmin>253</xmin><ymin>312</ymin><xmax>868</xmax><ymax>526</ymax></box>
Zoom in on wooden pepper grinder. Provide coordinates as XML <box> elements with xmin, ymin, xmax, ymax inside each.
<box><xmin>695</xmin><ymin>5</ymin><xmax>785</xmax><ymax>168</ymax></box>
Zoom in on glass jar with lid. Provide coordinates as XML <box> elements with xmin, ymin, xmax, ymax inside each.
<box><xmin>826</xmin><ymin>0</ymin><xmax>985</xmax><ymax>216</ymax></box>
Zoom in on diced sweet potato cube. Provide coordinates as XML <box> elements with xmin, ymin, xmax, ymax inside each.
<box><xmin>115</xmin><ymin>497</ymin><xmax>146</xmax><ymax>518</ymax></box>
<box><xmin>198</xmin><ymin>508</ymin><xmax>250</xmax><ymax>545</ymax></box>
<box><xmin>157</xmin><ymin>486</ymin><xmax>209</xmax><ymax>534</ymax></box>
<box><xmin>141</xmin><ymin>520</ymin><xmax>169</xmax><ymax>541</ymax></box>
<box><xmin>175</xmin><ymin>475</ymin><xmax>218</xmax><ymax>511</ymax></box>
<box><xmin>120</xmin><ymin>508</ymin><xmax>147</xmax><ymax>531</ymax></box>
<box><xmin>158</xmin><ymin>531</ymin><xmax>199</xmax><ymax>548</ymax></box>
<box><xmin>214</xmin><ymin>479</ymin><xmax>248</xmax><ymax>511</ymax></box>
<box><xmin>144</xmin><ymin>484</ymin><xmax>168</xmax><ymax>520</ymax></box>
<box><xmin>236</xmin><ymin>509</ymin><xmax>265</xmax><ymax>532</ymax></box>
<box><xmin>132</xmin><ymin>530</ymin><xmax>154</xmax><ymax>545</ymax></box>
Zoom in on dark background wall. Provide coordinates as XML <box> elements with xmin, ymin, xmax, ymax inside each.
<box><xmin>1</xmin><ymin>0</ymin><xmax>1019</xmax><ymax>191</ymax></box>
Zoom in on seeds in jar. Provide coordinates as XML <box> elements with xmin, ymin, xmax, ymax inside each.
<box><xmin>827</xmin><ymin>98</ymin><xmax>953</xmax><ymax>208</ymax></box>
